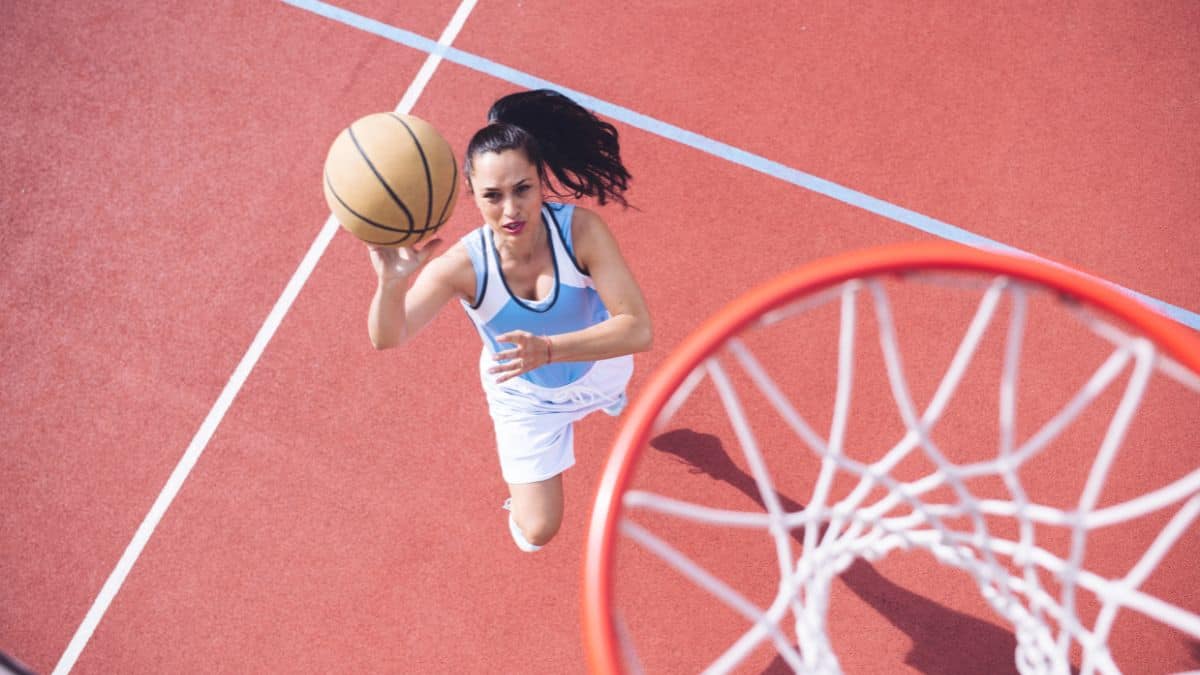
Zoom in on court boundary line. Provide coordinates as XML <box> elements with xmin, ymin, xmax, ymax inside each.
<box><xmin>282</xmin><ymin>0</ymin><xmax>1200</xmax><ymax>332</ymax></box>
<box><xmin>50</xmin><ymin>2</ymin><xmax>478</xmax><ymax>672</ymax></box>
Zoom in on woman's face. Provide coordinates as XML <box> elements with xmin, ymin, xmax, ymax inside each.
<box><xmin>469</xmin><ymin>149</ymin><xmax>543</xmax><ymax>241</ymax></box>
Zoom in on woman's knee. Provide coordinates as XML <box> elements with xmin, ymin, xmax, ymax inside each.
<box><xmin>508</xmin><ymin>475</ymin><xmax>565</xmax><ymax>547</ymax></box>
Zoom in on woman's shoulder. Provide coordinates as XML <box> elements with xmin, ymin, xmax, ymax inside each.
<box><xmin>543</xmin><ymin>200</ymin><xmax>575</xmax><ymax>228</ymax></box>
<box><xmin>559</xmin><ymin>204</ymin><xmax>621</xmax><ymax>271</ymax></box>
<box><xmin>452</xmin><ymin>223</ymin><xmax>488</xmax><ymax>247</ymax></box>
<box><xmin>562</xmin><ymin>204</ymin><xmax>611</xmax><ymax>240</ymax></box>
<box><xmin>545</xmin><ymin>201</ymin><xmax>573</xmax><ymax>215</ymax></box>
<box><xmin>423</xmin><ymin>237</ymin><xmax>477</xmax><ymax>298</ymax></box>
<box><xmin>437</xmin><ymin>238</ymin><xmax>476</xmax><ymax>272</ymax></box>
<box><xmin>546</xmin><ymin>201</ymin><xmax>607</xmax><ymax>232</ymax></box>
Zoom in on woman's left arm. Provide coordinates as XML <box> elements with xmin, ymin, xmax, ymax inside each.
<box><xmin>490</xmin><ymin>208</ymin><xmax>652</xmax><ymax>382</ymax></box>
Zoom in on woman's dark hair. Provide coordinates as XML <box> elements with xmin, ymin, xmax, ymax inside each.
<box><xmin>464</xmin><ymin>89</ymin><xmax>631</xmax><ymax>207</ymax></box>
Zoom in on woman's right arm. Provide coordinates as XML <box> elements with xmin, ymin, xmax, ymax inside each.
<box><xmin>367</xmin><ymin>239</ymin><xmax>473</xmax><ymax>350</ymax></box>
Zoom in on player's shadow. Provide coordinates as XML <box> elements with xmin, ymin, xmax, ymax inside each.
<box><xmin>649</xmin><ymin>428</ymin><xmax>1019</xmax><ymax>675</ymax></box>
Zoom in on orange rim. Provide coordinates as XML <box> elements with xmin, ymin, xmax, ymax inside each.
<box><xmin>580</xmin><ymin>241</ymin><xmax>1200</xmax><ymax>674</ymax></box>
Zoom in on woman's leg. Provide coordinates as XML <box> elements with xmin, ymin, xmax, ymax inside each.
<box><xmin>507</xmin><ymin>474</ymin><xmax>564</xmax><ymax>549</ymax></box>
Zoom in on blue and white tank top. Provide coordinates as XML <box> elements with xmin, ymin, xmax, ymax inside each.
<box><xmin>460</xmin><ymin>202</ymin><xmax>610</xmax><ymax>389</ymax></box>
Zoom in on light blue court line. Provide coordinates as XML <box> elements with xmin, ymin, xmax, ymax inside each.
<box><xmin>283</xmin><ymin>0</ymin><xmax>1200</xmax><ymax>332</ymax></box>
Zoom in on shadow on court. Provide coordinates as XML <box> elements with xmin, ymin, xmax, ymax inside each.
<box><xmin>649</xmin><ymin>428</ymin><xmax>1018</xmax><ymax>675</ymax></box>
<box><xmin>0</xmin><ymin>650</ymin><xmax>37</xmax><ymax>675</ymax></box>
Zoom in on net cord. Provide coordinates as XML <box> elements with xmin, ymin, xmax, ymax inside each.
<box><xmin>615</xmin><ymin>273</ymin><xmax>1199</xmax><ymax>674</ymax></box>
<box><xmin>619</xmin><ymin>519</ymin><xmax>808</xmax><ymax>672</ymax></box>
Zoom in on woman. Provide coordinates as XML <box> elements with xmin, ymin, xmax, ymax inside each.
<box><xmin>366</xmin><ymin>89</ymin><xmax>652</xmax><ymax>552</ymax></box>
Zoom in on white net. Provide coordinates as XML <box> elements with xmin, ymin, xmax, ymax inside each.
<box><xmin>613</xmin><ymin>272</ymin><xmax>1200</xmax><ymax>674</ymax></box>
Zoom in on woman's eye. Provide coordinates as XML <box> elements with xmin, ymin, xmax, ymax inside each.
<box><xmin>516</xmin><ymin>185</ymin><xmax>530</xmax><ymax>194</ymax></box>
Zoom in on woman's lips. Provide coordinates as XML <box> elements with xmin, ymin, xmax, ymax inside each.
<box><xmin>502</xmin><ymin>220</ymin><xmax>526</xmax><ymax>235</ymax></box>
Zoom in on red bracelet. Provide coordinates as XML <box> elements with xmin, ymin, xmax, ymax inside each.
<box><xmin>544</xmin><ymin>335</ymin><xmax>553</xmax><ymax>364</ymax></box>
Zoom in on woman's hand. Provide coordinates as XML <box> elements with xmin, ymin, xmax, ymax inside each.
<box><xmin>489</xmin><ymin>330</ymin><xmax>553</xmax><ymax>383</ymax></box>
<box><xmin>366</xmin><ymin>237</ymin><xmax>446</xmax><ymax>350</ymax></box>
<box><xmin>368</xmin><ymin>238</ymin><xmax>444</xmax><ymax>284</ymax></box>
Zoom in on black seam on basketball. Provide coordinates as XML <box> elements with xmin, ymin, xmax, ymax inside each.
<box><xmin>397</xmin><ymin>214</ymin><xmax>448</xmax><ymax>237</ymax></box>
<box><xmin>356</xmin><ymin>226</ymin><xmax>414</xmax><ymax>246</ymax></box>
<box><xmin>389</xmin><ymin>114</ymin><xmax>434</xmax><ymax>231</ymax></box>
<box><xmin>325</xmin><ymin>172</ymin><xmax>414</xmax><ymax>235</ymax></box>
<box><xmin>436</xmin><ymin>148</ymin><xmax>458</xmax><ymax>226</ymax></box>
<box><xmin>366</xmin><ymin>233</ymin><xmax>415</xmax><ymax>246</ymax></box>
<box><xmin>347</xmin><ymin>124</ymin><xmax>415</xmax><ymax>232</ymax></box>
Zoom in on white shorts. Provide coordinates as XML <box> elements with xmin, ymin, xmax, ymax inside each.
<box><xmin>480</xmin><ymin>351</ymin><xmax>634</xmax><ymax>484</ymax></box>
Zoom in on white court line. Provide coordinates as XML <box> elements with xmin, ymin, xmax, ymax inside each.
<box><xmin>285</xmin><ymin>0</ymin><xmax>1200</xmax><ymax>333</ymax></box>
<box><xmin>51</xmin><ymin>1</ymin><xmax>477</xmax><ymax>672</ymax></box>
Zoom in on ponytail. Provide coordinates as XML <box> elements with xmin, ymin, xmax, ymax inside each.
<box><xmin>464</xmin><ymin>89</ymin><xmax>632</xmax><ymax>207</ymax></box>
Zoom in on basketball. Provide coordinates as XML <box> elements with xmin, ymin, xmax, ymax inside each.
<box><xmin>322</xmin><ymin>112</ymin><xmax>459</xmax><ymax>247</ymax></box>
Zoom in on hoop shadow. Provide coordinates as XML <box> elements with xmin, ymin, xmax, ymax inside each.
<box><xmin>649</xmin><ymin>428</ymin><xmax>1019</xmax><ymax>675</ymax></box>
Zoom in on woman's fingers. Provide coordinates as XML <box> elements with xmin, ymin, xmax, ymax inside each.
<box><xmin>494</xmin><ymin>331</ymin><xmax>531</xmax><ymax>355</ymax></box>
<box><xmin>415</xmin><ymin>237</ymin><xmax>444</xmax><ymax>263</ymax></box>
<box><xmin>493</xmin><ymin>348</ymin><xmax>519</xmax><ymax>361</ymax></box>
<box><xmin>490</xmin><ymin>331</ymin><xmax>549</xmax><ymax>382</ymax></box>
<box><xmin>490</xmin><ymin>362</ymin><xmax>523</xmax><ymax>383</ymax></box>
<box><xmin>368</xmin><ymin>238</ymin><xmax>444</xmax><ymax>282</ymax></box>
<box><xmin>367</xmin><ymin>244</ymin><xmax>398</xmax><ymax>263</ymax></box>
<box><xmin>493</xmin><ymin>332</ymin><xmax>537</xmax><ymax>361</ymax></box>
<box><xmin>488</xmin><ymin>356</ymin><xmax>525</xmax><ymax>383</ymax></box>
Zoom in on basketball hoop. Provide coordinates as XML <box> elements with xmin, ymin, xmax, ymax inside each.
<box><xmin>583</xmin><ymin>242</ymin><xmax>1200</xmax><ymax>674</ymax></box>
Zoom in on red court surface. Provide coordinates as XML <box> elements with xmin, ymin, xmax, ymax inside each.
<box><xmin>2</xmin><ymin>2</ymin><xmax>1198</xmax><ymax>673</ymax></box>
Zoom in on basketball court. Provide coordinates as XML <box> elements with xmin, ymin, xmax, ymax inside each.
<box><xmin>3</xmin><ymin>2</ymin><xmax>1198</xmax><ymax>673</ymax></box>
